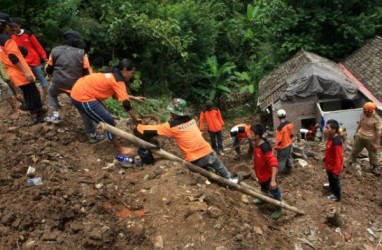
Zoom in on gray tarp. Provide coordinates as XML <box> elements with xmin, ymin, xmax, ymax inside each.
<box><xmin>280</xmin><ymin>63</ymin><xmax>358</xmax><ymax>101</ymax></box>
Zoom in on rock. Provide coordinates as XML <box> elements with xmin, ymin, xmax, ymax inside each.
<box><xmin>207</xmin><ymin>206</ymin><xmax>222</xmax><ymax>219</ymax></box>
<box><xmin>0</xmin><ymin>226</ymin><xmax>10</xmax><ymax>236</ymax></box>
<box><xmin>215</xmin><ymin>246</ymin><xmax>228</xmax><ymax>250</ymax></box>
<box><xmin>88</xmin><ymin>229</ymin><xmax>102</xmax><ymax>241</ymax></box>
<box><xmin>234</xmin><ymin>234</ymin><xmax>244</xmax><ymax>241</ymax></box>
<box><xmin>241</xmin><ymin>195</ymin><xmax>249</xmax><ymax>204</ymax></box>
<box><xmin>154</xmin><ymin>235</ymin><xmax>163</xmax><ymax>249</ymax></box>
<box><xmin>42</xmin><ymin>231</ymin><xmax>57</xmax><ymax>241</ymax></box>
<box><xmin>254</xmin><ymin>226</ymin><xmax>263</xmax><ymax>235</ymax></box>
<box><xmin>70</xmin><ymin>222</ymin><xmax>83</xmax><ymax>233</ymax></box>
<box><xmin>343</xmin><ymin>232</ymin><xmax>352</xmax><ymax>241</ymax></box>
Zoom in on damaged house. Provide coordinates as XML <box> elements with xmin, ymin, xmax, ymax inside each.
<box><xmin>257</xmin><ymin>49</ymin><xmax>371</xmax><ymax>137</ymax></box>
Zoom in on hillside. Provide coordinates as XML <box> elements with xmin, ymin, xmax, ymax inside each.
<box><xmin>0</xmin><ymin>97</ymin><xmax>381</xmax><ymax>250</ymax></box>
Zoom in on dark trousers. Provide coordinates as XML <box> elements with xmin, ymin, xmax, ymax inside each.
<box><xmin>208</xmin><ymin>131</ymin><xmax>224</xmax><ymax>152</ymax></box>
<box><xmin>260</xmin><ymin>179</ymin><xmax>281</xmax><ymax>200</ymax></box>
<box><xmin>19</xmin><ymin>82</ymin><xmax>42</xmax><ymax>114</ymax></box>
<box><xmin>71</xmin><ymin>99</ymin><xmax>115</xmax><ymax>139</ymax></box>
<box><xmin>327</xmin><ymin>171</ymin><xmax>341</xmax><ymax>200</ymax></box>
<box><xmin>233</xmin><ymin>137</ymin><xmax>254</xmax><ymax>155</ymax></box>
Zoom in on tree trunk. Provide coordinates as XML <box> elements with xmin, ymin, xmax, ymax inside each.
<box><xmin>98</xmin><ymin>122</ymin><xmax>305</xmax><ymax>215</ymax></box>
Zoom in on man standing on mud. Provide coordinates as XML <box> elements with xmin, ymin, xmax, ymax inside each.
<box><xmin>135</xmin><ymin>98</ymin><xmax>239</xmax><ymax>183</ymax></box>
<box><xmin>274</xmin><ymin>109</ymin><xmax>294</xmax><ymax>176</ymax></box>
<box><xmin>349</xmin><ymin>102</ymin><xmax>381</xmax><ymax>176</ymax></box>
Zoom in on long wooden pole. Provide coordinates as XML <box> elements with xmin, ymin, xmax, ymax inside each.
<box><xmin>98</xmin><ymin>122</ymin><xmax>305</xmax><ymax>215</ymax></box>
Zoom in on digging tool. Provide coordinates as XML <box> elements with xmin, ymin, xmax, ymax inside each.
<box><xmin>98</xmin><ymin>122</ymin><xmax>306</xmax><ymax>215</ymax></box>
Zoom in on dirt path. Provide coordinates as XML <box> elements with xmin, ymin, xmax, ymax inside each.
<box><xmin>0</xmin><ymin>98</ymin><xmax>381</xmax><ymax>249</ymax></box>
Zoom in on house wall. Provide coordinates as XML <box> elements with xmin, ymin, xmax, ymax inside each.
<box><xmin>272</xmin><ymin>96</ymin><xmax>318</xmax><ymax>131</ymax></box>
<box><xmin>317</xmin><ymin>107</ymin><xmax>362</xmax><ymax>138</ymax></box>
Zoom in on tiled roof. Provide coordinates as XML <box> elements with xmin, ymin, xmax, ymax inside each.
<box><xmin>258</xmin><ymin>50</ymin><xmax>352</xmax><ymax>110</ymax></box>
<box><xmin>342</xmin><ymin>36</ymin><xmax>382</xmax><ymax>102</ymax></box>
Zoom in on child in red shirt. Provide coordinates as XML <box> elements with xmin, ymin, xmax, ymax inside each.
<box><xmin>324</xmin><ymin>119</ymin><xmax>343</xmax><ymax>202</ymax></box>
<box><xmin>250</xmin><ymin>124</ymin><xmax>282</xmax><ymax>220</ymax></box>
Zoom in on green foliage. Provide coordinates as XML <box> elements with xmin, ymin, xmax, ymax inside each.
<box><xmin>104</xmin><ymin>96</ymin><xmax>172</xmax><ymax>123</ymax></box>
<box><xmin>2</xmin><ymin>0</ymin><xmax>381</xmax><ymax>112</ymax></box>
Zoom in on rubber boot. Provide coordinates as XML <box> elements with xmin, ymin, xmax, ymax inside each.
<box><xmin>270</xmin><ymin>199</ymin><xmax>282</xmax><ymax>220</ymax></box>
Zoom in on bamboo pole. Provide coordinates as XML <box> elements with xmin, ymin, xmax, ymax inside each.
<box><xmin>98</xmin><ymin>122</ymin><xmax>305</xmax><ymax>215</ymax></box>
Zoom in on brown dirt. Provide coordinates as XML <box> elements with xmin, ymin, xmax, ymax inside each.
<box><xmin>0</xmin><ymin>98</ymin><xmax>381</xmax><ymax>250</ymax></box>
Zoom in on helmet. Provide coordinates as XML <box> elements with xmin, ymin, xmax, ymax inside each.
<box><xmin>167</xmin><ymin>98</ymin><xmax>190</xmax><ymax>116</ymax></box>
<box><xmin>277</xmin><ymin>109</ymin><xmax>286</xmax><ymax>118</ymax></box>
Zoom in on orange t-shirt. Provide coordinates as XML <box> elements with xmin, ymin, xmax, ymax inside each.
<box><xmin>232</xmin><ymin>123</ymin><xmax>251</xmax><ymax>141</ymax></box>
<box><xmin>199</xmin><ymin>108</ymin><xmax>224</xmax><ymax>132</ymax></box>
<box><xmin>274</xmin><ymin>121</ymin><xmax>294</xmax><ymax>149</ymax></box>
<box><xmin>137</xmin><ymin>118</ymin><xmax>213</xmax><ymax>162</ymax></box>
<box><xmin>0</xmin><ymin>37</ymin><xmax>35</xmax><ymax>86</ymax></box>
<box><xmin>71</xmin><ymin>72</ymin><xmax>129</xmax><ymax>103</ymax></box>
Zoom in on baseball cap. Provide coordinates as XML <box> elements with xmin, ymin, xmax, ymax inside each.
<box><xmin>0</xmin><ymin>12</ymin><xmax>17</xmax><ymax>26</ymax></box>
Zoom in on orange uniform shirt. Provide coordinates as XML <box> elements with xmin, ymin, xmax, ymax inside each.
<box><xmin>71</xmin><ymin>73</ymin><xmax>129</xmax><ymax>103</ymax></box>
<box><xmin>137</xmin><ymin>118</ymin><xmax>213</xmax><ymax>162</ymax></box>
<box><xmin>0</xmin><ymin>37</ymin><xmax>35</xmax><ymax>86</ymax></box>
<box><xmin>274</xmin><ymin>121</ymin><xmax>294</xmax><ymax>149</ymax></box>
<box><xmin>199</xmin><ymin>108</ymin><xmax>224</xmax><ymax>132</ymax></box>
<box><xmin>233</xmin><ymin>124</ymin><xmax>251</xmax><ymax>141</ymax></box>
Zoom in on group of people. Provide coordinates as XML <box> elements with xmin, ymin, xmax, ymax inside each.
<box><xmin>198</xmin><ymin>100</ymin><xmax>381</xmax><ymax>217</ymax></box>
<box><xmin>1</xmin><ymin>12</ymin><xmax>380</xmax><ymax>221</ymax></box>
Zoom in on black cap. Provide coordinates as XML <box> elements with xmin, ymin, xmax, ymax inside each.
<box><xmin>0</xmin><ymin>12</ymin><xmax>16</xmax><ymax>25</ymax></box>
<box><xmin>63</xmin><ymin>30</ymin><xmax>81</xmax><ymax>40</ymax></box>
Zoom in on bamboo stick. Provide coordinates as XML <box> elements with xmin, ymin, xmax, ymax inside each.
<box><xmin>98</xmin><ymin>122</ymin><xmax>305</xmax><ymax>215</ymax></box>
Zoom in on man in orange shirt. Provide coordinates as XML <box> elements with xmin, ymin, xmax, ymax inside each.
<box><xmin>274</xmin><ymin>109</ymin><xmax>294</xmax><ymax>176</ymax></box>
<box><xmin>199</xmin><ymin>100</ymin><xmax>225</xmax><ymax>155</ymax></box>
<box><xmin>71</xmin><ymin>58</ymin><xmax>144</xmax><ymax>154</ymax></box>
<box><xmin>135</xmin><ymin>98</ymin><xmax>239</xmax><ymax>183</ymax></box>
<box><xmin>230</xmin><ymin>123</ymin><xmax>254</xmax><ymax>160</ymax></box>
<box><xmin>0</xmin><ymin>12</ymin><xmax>44</xmax><ymax>124</ymax></box>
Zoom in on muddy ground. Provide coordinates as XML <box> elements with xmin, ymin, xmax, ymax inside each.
<box><xmin>0</xmin><ymin>97</ymin><xmax>381</xmax><ymax>250</ymax></box>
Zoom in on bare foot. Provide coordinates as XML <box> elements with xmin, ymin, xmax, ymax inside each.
<box><xmin>118</xmin><ymin>147</ymin><xmax>135</xmax><ymax>156</ymax></box>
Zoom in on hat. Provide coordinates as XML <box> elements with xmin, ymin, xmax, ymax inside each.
<box><xmin>167</xmin><ymin>98</ymin><xmax>190</xmax><ymax>116</ymax></box>
<box><xmin>363</xmin><ymin>102</ymin><xmax>376</xmax><ymax>113</ymax></box>
<box><xmin>0</xmin><ymin>12</ymin><xmax>16</xmax><ymax>26</ymax></box>
<box><xmin>277</xmin><ymin>109</ymin><xmax>286</xmax><ymax>118</ymax></box>
<box><xmin>63</xmin><ymin>30</ymin><xmax>81</xmax><ymax>40</ymax></box>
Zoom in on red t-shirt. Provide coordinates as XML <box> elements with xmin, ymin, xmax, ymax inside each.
<box><xmin>253</xmin><ymin>139</ymin><xmax>279</xmax><ymax>183</ymax></box>
<box><xmin>324</xmin><ymin>135</ymin><xmax>343</xmax><ymax>175</ymax></box>
<box><xmin>12</xmin><ymin>30</ymin><xmax>47</xmax><ymax>66</ymax></box>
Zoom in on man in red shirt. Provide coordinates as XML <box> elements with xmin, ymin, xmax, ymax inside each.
<box><xmin>250</xmin><ymin>124</ymin><xmax>282</xmax><ymax>220</ymax></box>
<box><xmin>12</xmin><ymin>23</ymin><xmax>48</xmax><ymax>100</ymax></box>
<box><xmin>199</xmin><ymin>100</ymin><xmax>225</xmax><ymax>155</ymax></box>
<box><xmin>324</xmin><ymin>119</ymin><xmax>343</xmax><ymax>202</ymax></box>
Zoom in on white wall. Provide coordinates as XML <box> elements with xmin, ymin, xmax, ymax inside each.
<box><xmin>319</xmin><ymin>108</ymin><xmax>363</xmax><ymax>137</ymax></box>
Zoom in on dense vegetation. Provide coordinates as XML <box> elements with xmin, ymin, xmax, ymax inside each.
<box><xmin>2</xmin><ymin>0</ymin><xmax>381</xmax><ymax>111</ymax></box>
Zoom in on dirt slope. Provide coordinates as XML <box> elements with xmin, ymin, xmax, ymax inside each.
<box><xmin>0</xmin><ymin>98</ymin><xmax>381</xmax><ymax>250</ymax></box>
